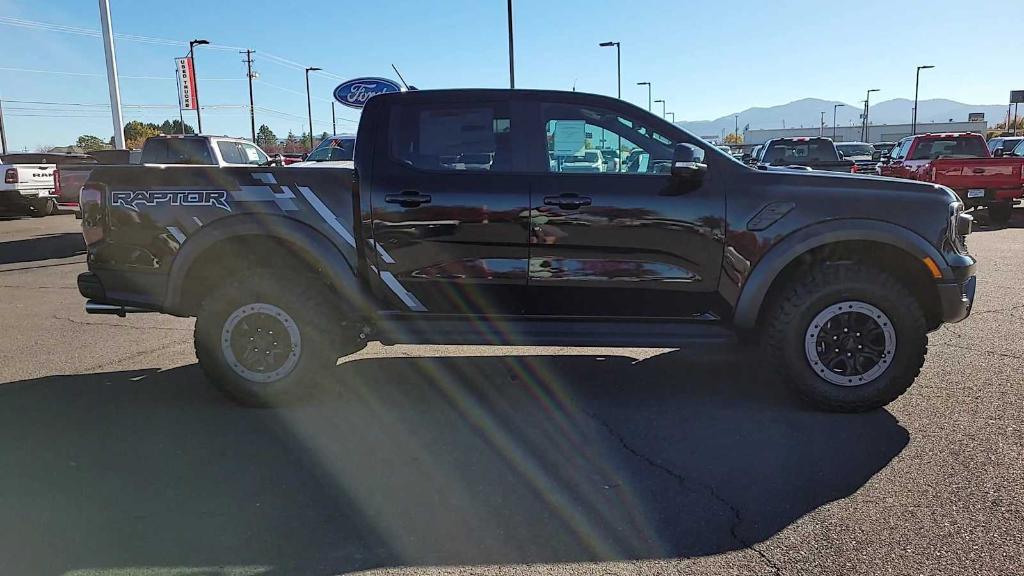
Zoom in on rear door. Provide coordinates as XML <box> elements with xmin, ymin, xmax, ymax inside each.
<box><xmin>521</xmin><ymin>94</ymin><xmax>726</xmax><ymax>318</ymax></box>
<box><xmin>368</xmin><ymin>97</ymin><xmax>532</xmax><ymax>314</ymax></box>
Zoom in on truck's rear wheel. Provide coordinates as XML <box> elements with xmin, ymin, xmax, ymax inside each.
<box><xmin>194</xmin><ymin>270</ymin><xmax>363</xmax><ymax>407</ymax></box>
<box><xmin>762</xmin><ymin>263</ymin><xmax>927</xmax><ymax>412</ymax></box>
<box><xmin>988</xmin><ymin>202</ymin><xmax>1012</xmax><ymax>225</ymax></box>
<box><xmin>28</xmin><ymin>198</ymin><xmax>56</xmax><ymax>217</ymax></box>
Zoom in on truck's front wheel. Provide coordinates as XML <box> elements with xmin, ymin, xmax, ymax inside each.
<box><xmin>194</xmin><ymin>270</ymin><xmax>362</xmax><ymax>407</ymax></box>
<box><xmin>763</xmin><ymin>263</ymin><xmax>927</xmax><ymax>412</ymax></box>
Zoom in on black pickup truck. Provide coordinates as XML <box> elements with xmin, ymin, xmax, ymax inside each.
<box><xmin>758</xmin><ymin>137</ymin><xmax>857</xmax><ymax>173</ymax></box>
<box><xmin>78</xmin><ymin>89</ymin><xmax>977</xmax><ymax>412</ymax></box>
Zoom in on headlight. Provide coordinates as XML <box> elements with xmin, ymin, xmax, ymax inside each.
<box><xmin>948</xmin><ymin>201</ymin><xmax>970</xmax><ymax>254</ymax></box>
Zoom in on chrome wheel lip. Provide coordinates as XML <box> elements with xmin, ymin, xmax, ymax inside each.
<box><xmin>804</xmin><ymin>301</ymin><xmax>897</xmax><ymax>387</ymax></box>
<box><xmin>221</xmin><ymin>303</ymin><xmax>301</xmax><ymax>383</ymax></box>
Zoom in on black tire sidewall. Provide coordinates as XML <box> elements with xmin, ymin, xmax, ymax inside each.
<box><xmin>779</xmin><ymin>277</ymin><xmax>925</xmax><ymax>410</ymax></box>
<box><xmin>195</xmin><ymin>272</ymin><xmax>352</xmax><ymax>406</ymax></box>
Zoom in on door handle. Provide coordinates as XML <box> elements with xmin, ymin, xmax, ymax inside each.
<box><xmin>543</xmin><ymin>194</ymin><xmax>592</xmax><ymax>209</ymax></box>
<box><xmin>971</xmin><ymin>168</ymin><xmax>986</xmax><ymax>174</ymax></box>
<box><xmin>385</xmin><ymin>190</ymin><xmax>432</xmax><ymax>207</ymax></box>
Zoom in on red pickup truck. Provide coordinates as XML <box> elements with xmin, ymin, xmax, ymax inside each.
<box><xmin>877</xmin><ymin>133</ymin><xmax>1023</xmax><ymax>223</ymax></box>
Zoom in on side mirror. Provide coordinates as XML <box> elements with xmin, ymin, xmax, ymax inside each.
<box><xmin>837</xmin><ymin>151</ymin><xmax>845</xmax><ymax>159</ymax></box>
<box><xmin>994</xmin><ymin>147</ymin><xmax>1005</xmax><ymax>157</ymax></box>
<box><xmin>671</xmin><ymin>143</ymin><xmax>707</xmax><ymax>180</ymax></box>
<box><xmin>872</xmin><ymin>150</ymin><xmax>882</xmax><ymax>162</ymax></box>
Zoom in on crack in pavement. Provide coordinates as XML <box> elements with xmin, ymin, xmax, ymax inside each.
<box><xmin>0</xmin><ymin>261</ymin><xmax>83</xmax><ymax>274</ymax></box>
<box><xmin>935</xmin><ymin>341</ymin><xmax>1021</xmax><ymax>361</ymax></box>
<box><xmin>53</xmin><ymin>315</ymin><xmax>192</xmax><ymax>333</ymax></box>
<box><xmin>589</xmin><ymin>412</ymin><xmax>783</xmax><ymax>576</ymax></box>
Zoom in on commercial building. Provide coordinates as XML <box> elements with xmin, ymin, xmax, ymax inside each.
<box><xmin>743</xmin><ymin>120</ymin><xmax>988</xmax><ymax>145</ymax></box>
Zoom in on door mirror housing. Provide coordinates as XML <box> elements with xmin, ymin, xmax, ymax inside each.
<box><xmin>872</xmin><ymin>150</ymin><xmax>882</xmax><ymax>162</ymax></box>
<box><xmin>671</xmin><ymin>143</ymin><xmax>707</xmax><ymax>180</ymax></box>
<box><xmin>994</xmin><ymin>147</ymin><xmax>1005</xmax><ymax>157</ymax></box>
<box><xmin>837</xmin><ymin>150</ymin><xmax>845</xmax><ymax>160</ymax></box>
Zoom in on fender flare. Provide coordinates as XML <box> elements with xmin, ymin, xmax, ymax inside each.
<box><xmin>732</xmin><ymin>219</ymin><xmax>948</xmax><ymax>330</ymax></box>
<box><xmin>163</xmin><ymin>214</ymin><xmax>374</xmax><ymax>316</ymax></box>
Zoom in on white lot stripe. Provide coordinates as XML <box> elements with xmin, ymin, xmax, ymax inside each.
<box><xmin>371</xmin><ymin>265</ymin><xmax>427</xmax><ymax>312</ymax></box>
<box><xmin>296</xmin><ymin>186</ymin><xmax>356</xmax><ymax>247</ymax></box>
<box><xmin>166</xmin><ymin>227</ymin><xmax>186</xmax><ymax>244</ymax></box>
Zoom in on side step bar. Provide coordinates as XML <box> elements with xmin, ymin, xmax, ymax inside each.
<box><xmin>85</xmin><ymin>301</ymin><xmax>155</xmax><ymax>317</ymax></box>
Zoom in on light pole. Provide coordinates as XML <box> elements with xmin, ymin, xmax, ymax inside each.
<box><xmin>667</xmin><ymin>111</ymin><xmax>675</xmax><ymax>123</ymax></box>
<box><xmin>506</xmin><ymin>0</ymin><xmax>515</xmax><ymax>89</ymax></box>
<box><xmin>637</xmin><ymin>81</ymin><xmax>651</xmax><ymax>112</ymax></box>
<box><xmin>734</xmin><ymin>114</ymin><xmax>739</xmax><ymax>140</ymax></box>
<box><xmin>188</xmin><ymin>39</ymin><xmax>209</xmax><ymax>133</ymax></box>
<box><xmin>820</xmin><ymin>111</ymin><xmax>825</xmax><ymax>136</ymax></box>
<box><xmin>833</xmin><ymin>103</ymin><xmax>845</xmax><ymax>140</ymax></box>
<box><xmin>305</xmin><ymin>66</ymin><xmax>321</xmax><ymax>151</ymax></box>
<box><xmin>654</xmin><ymin>99</ymin><xmax>666</xmax><ymax>118</ymax></box>
<box><xmin>598</xmin><ymin>41</ymin><xmax>621</xmax><ymax>99</ymax></box>
<box><xmin>862</xmin><ymin>88</ymin><xmax>879</xmax><ymax>141</ymax></box>
<box><xmin>331</xmin><ymin>101</ymin><xmax>337</xmax><ymax>135</ymax></box>
<box><xmin>912</xmin><ymin>65</ymin><xmax>934</xmax><ymax>135</ymax></box>
<box><xmin>99</xmin><ymin>0</ymin><xmax>125</xmax><ymax>148</ymax></box>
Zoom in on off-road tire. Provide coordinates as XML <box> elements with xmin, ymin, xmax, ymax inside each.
<box><xmin>988</xmin><ymin>202</ymin><xmax>1012</xmax><ymax>225</ymax></box>
<box><xmin>194</xmin><ymin>269</ymin><xmax>364</xmax><ymax>407</ymax></box>
<box><xmin>762</xmin><ymin>263</ymin><xmax>927</xmax><ymax>412</ymax></box>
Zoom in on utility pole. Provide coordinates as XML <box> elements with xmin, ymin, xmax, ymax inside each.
<box><xmin>507</xmin><ymin>0</ymin><xmax>515</xmax><ymax>89</ymax></box>
<box><xmin>0</xmin><ymin>98</ymin><xmax>7</xmax><ymax>154</ymax></box>
<box><xmin>305</xmin><ymin>66</ymin><xmax>321</xmax><ymax>151</ymax></box>
<box><xmin>242</xmin><ymin>49</ymin><xmax>256</xmax><ymax>142</ymax></box>
<box><xmin>862</xmin><ymin>89</ymin><xmax>879</xmax><ymax>142</ymax></box>
<box><xmin>734</xmin><ymin>114</ymin><xmax>739</xmax><ymax>140</ymax></box>
<box><xmin>98</xmin><ymin>0</ymin><xmax>125</xmax><ymax>149</ymax></box>
<box><xmin>833</xmin><ymin>103</ymin><xmax>844</xmax><ymax>140</ymax></box>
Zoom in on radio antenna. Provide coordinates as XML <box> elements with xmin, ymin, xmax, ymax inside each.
<box><xmin>391</xmin><ymin>64</ymin><xmax>411</xmax><ymax>91</ymax></box>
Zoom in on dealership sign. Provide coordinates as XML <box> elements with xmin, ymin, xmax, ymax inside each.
<box><xmin>333</xmin><ymin>77</ymin><xmax>402</xmax><ymax>109</ymax></box>
<box><xmin>175</xmin><ymin>57</ymin><xmax>198</xmax><ymax>110</ymax></box>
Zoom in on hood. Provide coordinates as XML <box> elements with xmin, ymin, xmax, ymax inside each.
<box><xmin>761</xmin><ymin>166</ymin><xmax>960</xmax><ymax>202</ymax></box>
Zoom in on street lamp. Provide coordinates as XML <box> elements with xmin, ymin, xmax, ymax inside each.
<box><xmin>305</xmin><ymin>66</ymin><xmax>321</xmax><ymax>151</ymax></box>
<box><xmin>862</xmin><ymin>88</ymin><xmax>880</xmax><ymax>141</ymax></box>
<box><xmin>654</xmin><ymin>99</ymin><xmax>666</xmax><ymax>118</ymax></box>
<box><xmin>667</xmin><ymin>111</ymin><xmax>675</xmax><ymax>123</ymax></box>
<box><xmin>734</xmin><ymin>114</ymin><xmax>739</xmax><ymax>140</ymax></box>
<box><xmin>833</xmin><ymin>103</ymin><xmax>845</xmax><ymax>140</ymax></box>
<box><xmin>636</xmin><ymin>81</ymin><xmax>651</xmax><ymax>112</ymax></box>
<box><xmin>912</xmin><ymin>65</ymin><xmax>934</xmax><ymax>135</ymax></box>
<box><xmin>188</xmin><ymin>39</ymin><xmax>209</xmax><ymax>133</ymax></box>
<box><xmin>507</xmin><ymin>0</ymin><xmax>515</xmax><ymax>89</ymax></box>
<box><xmin>598</xmin><ymin>41</ymin><xmax>621</xmax><ymax>99</ymax></box>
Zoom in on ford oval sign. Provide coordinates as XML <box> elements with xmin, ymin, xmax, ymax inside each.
<box><xmin>333</xmin><ymin>77</ymin><xmax>402</xmax><ymax>109</ymax></box>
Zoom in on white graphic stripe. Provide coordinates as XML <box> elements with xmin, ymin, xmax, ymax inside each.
<box><xmin>371</xmin><ymin>239</ymin><xmax>396</xmax><ymax>264</ymax></box>
<box><xmin>295</xmin><ymin>186</ymin><xmax>356</xmax><ymax>247</ymax></box>
<box><xmin>372</xmin><ymin>266</ymin><xmax>427</xmax><ymax>311</ymax></box>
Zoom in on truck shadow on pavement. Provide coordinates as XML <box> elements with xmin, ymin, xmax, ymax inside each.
<box><xmin>0</xmin><ymin>232</ymin><xmax>85</xmax><ymax>265</ymax></box>
<box><xmin>0</xmin><ymin>346</ymin><xmax>908</xmax><ymax>575</ymax></box>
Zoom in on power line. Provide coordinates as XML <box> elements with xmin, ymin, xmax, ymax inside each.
<box><xmin>0</xmin><ymin>66</ymin><xmax>241</xmax><ymax>81</ymax></box>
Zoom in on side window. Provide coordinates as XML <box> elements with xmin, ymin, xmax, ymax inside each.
<box><xmin>542</xmin><ymin>102</ymin><xmax>677</xmax><ymax>175</ymax></box>
<box><xmin>241</xmin><ymin>143</ymin><xmax>268</xmax><ymax>165</ymax></box>
<box><xmin>389</xmin><ymin>103</ymin><xmax>514</xmax><ymax>172</ymax></box>
<box><xmin>892</xmin><ymin>140</ymin><xmax>909</xmax><ymax>160</ymax></box>
<box><xmin>217</xmin><ymin>141</ymin><xmax>244</xmax><ymax>164</ymax></box>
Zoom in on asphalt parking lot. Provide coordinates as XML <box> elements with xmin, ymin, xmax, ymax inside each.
<box><xmin>0</xmin><ymin>212</ymin><xmax>1021</xmax><ymax>576</ymax></box>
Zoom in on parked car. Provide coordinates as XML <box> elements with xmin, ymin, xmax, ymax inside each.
<box><xmin>758</xmin><ymin>137</ymin><xmax>856</xmax><ymax>172</ymax></box>
<box><xmin>559</xmin><ymin>150</ymin><xmax>606</xmax><ymax>173</ymax></box>
<box><xmin>598</xmin><ymin>148</ymin><xmax>620</xmax><ymax>172</ymax></box>
<box><xmin>986</xmin><ymin>136</ymin><xmax>1024</xmax><ymax>157</ymax></box>
<box><xmin>877</xmin><ymin>132</ymin><xmax>1023</xmax><ymax>223</ymax></box>
<box><xmin>141</xmin><ymin>135</ymin><xmax>277</xmax><ymax>167</ymax></box>
<box><xmin>0</xmin><ymin>153</ymin><xmax>58</xmax><ymax>216</ymax></box>
<box><xmin>836</xmin><ymin>142</ymin><xmax>882</xmax><ymax>173</ymax></box>
<box><xmin>79</xmin><ymin>88</ymin><xmax>976</xmax><ymax>413</ymax></box>
<box><xmin>289</xmin><ymin>135</ymin><xmax>355</xmax><ymax>168</ymax></box>
<box><xmin>744</xmin><ymin>144</ymin><xmax>763</xmax><ymax>165</ymax></box>
<box><xmin>281</xmin><ymin>153</ymin><xmax>306</xmax><ymax>165</ymax></box>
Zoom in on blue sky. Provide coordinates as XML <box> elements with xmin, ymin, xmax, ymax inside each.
<box><xmin>0</xmin><ymin>0</ymin><xmax>1020</xmax><ymax>149</ymax></box>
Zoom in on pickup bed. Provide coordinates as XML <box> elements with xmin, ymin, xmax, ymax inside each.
<box><xmin>878</xmin><ymin>132</ymin><xmax>1024</xmax><ymax>223</ymax></box>
<box><xmin>79</xmin><ymin>88</ymin><xmax>977</xmax><ymax>413</ymax></box>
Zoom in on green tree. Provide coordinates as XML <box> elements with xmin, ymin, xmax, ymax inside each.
<box><xmin>75</xmin><ymin>134</ymin><xmax>108</xmax><ymax>152</ymax></box>
<box><xmin>283</xmin><ymin>131</ymin><xmax>302</xmax><ymax>154</ymax></box>
<box><xmin>256</xmin><ymin>124</ymin><xmax>278</xmax><ymax>151</ymax></box>
<box><xmin>123</xmin><ymin>121</ymin><xmax>160</xmax><ymax>149</ymax></box>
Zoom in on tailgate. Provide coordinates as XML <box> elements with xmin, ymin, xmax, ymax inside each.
<box><xmin>932</xmin><ymin>159</ymin><xmax>1023</xmax><ymax>190</ymax></box>
<box><xmin>11</xmin><ymin>164</ymin><xmax>56</xmax><ymax>191</ymax></box>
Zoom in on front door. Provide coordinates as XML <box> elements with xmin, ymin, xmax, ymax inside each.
<box><xmin>523</xmin><ymin>96</ymin><xmax>726</xmax><ymax>318</ymax></box>
<box><xmin>369</xmin><ymin>98</ymin><xmax>531</xmax><ymax>314</ymax></box>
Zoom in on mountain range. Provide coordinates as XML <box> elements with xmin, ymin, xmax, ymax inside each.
<box><xmin>677</xmin><ymin>98</ymin><xmax>1011</xmax><ymax>138</ymax></box>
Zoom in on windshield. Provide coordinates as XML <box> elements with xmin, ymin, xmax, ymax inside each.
<box><xmin>763</xmin><ymin>139</ymin><xmax>839</xmax><ymax>163</ymax></box>
<box><xmin>306</xmin><ymin>139</ymin><xmax>355</xmax><ymax>161</ymax></box>
<box><xmin>910</xmin><ymin>137</ymin><xmax>988</xmax><ymax>160</ymax></box>
<box><xmin>836</xmin><ymin>143</ymin><xmax>875</xmax><ymax>157</ymax></box>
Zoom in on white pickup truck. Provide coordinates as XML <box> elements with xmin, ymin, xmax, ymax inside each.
<box><xmin>0</xmin><ymin>153</ymin><xmax>59</xmax><ymax>217</ymax></box>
